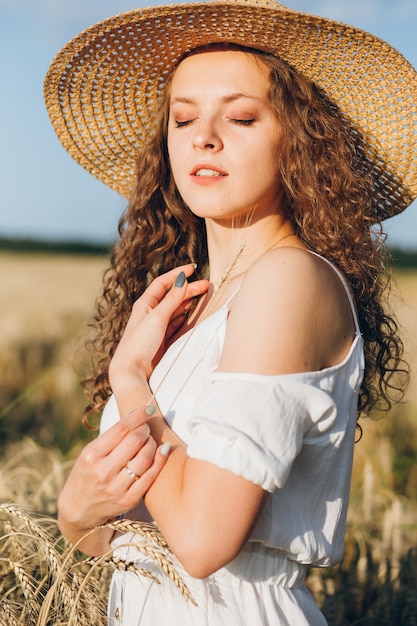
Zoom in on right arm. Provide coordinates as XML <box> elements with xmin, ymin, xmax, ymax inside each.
<box><xmin>58</xmin><ymin>264</ymin><xmax>207</xmax><ymax>556</ymax></box>
<box><xmin>57</xmin><ymin>408</ymin><xmax>169</xmax><ymax>555</ymax></box>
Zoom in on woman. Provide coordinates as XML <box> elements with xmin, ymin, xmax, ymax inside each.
<box><xmin>44</xmin><ymin>1</ymin><xmax>416</xmax><ymax>624</ymax></box>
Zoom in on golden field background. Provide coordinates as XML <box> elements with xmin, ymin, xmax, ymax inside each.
<box><xmin>0</xmin><ymin>250</ymin><xmax>417</xmax><ymax>625</ymax></box>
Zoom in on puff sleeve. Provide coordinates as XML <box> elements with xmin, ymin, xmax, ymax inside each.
<box><xmin>186</xmin><ymin>373</ymin><xmax>338</xmax><ymax>492</ymax></box>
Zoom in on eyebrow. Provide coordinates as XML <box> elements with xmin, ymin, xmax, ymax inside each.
<box><xmin>170</xmin><ymin>93</ymin><xmax>265</xmax><ymax>105</ymax></box>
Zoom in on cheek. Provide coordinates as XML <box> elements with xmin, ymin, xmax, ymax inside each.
<box><xmin>255</xmin><ymin>135</ymin><xmax>281</xmax><ymax>178</ymax></box>
<box><xmin>246</xmin><ymin>141</ymin><xmax>279</xmax><ymax>179</ymax></box>
<box><xmin>246</xmin><ymin>145</ymin><xmax>281</xmax><ymax>196</ymax></box>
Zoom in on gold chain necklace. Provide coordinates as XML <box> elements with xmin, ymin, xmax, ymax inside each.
<box><xmin>146</xmin><ymin>230</ymin><xmax>295</xmax><ymax>406</ymax></box>
<box><xmin>198</xmin><ymin>229</ymin><xmax>295</xmax><ymax>324</ymax></box>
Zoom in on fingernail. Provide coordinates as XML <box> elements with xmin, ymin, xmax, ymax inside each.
<box><xmin>160</xmin><ymin>441</ymin><xmax>171</xmax><ymax>456</ymax></box>
<box><xmin>174</xmin><ymin>271</ymin><xmax>186</xmax><ymax>288</ymax></box>
<box><xmin>191</xmin><ymin>263</ymin><xmax>197</xmax><ymax>269</ymax></box>
<box><xmin>145</xmin><ymin>405</ymin><xmax>157</xmax><ymax>416</ymax></box>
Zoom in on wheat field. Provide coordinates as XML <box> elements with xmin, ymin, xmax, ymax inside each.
<box><xmin>1</xmin><ymin>252</ymin><xmax>415</xmax><ymax>395</ymax></box>
<box><xmin>0</xmin><ymin>251</ymin><xmax>416</xmax><ymax>625</ymax></box>
<box><xmin>0</xmin><ymin>251</ymin><xmax>105</xmax><ymax>342</ymax></box>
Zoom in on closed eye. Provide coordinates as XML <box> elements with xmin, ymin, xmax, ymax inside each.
<box><xmin>175</xmin><ymin>119</ymin><xmax>194</xmax><ymax>128</ymax></box>
<box><xmin>229</xmin><ymin>118</ymin><xmax>255</xmax><ymax>126</ymax></box>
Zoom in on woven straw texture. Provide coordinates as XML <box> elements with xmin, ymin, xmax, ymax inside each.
<box><xmin>44</xmin><ymin>0</ymin><xmax>417</xmax><ymax>220</ymax></box>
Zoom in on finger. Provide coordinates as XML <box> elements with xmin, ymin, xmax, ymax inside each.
<box><xmin>159</xmin><ymin>281</ymin><xmax>208</xmax><ymax>325</ymax></box>
<box><xmin>92</xmin><ymin>406</ymin><xmax>153</xmax><ymax>457</ymax></box>
<box><xmin>142</xmin><ymin>264</ymin><xmax>198</xmax><ymax>305</ymax></box>
<box><xmin>86</xmin><ymin>421</ymin><xmax>135</xmax><ymax>459</ymax></box>
<box><xmin>167</xmin><ymin>280</ymin><xmax>209</xmax><ymax>321</ymax></box>
<box><xmin>109</xmin><ymin>423</ymin><xmax>152</xmax><ymax>468</ymax></box>
<box><xmin>148</xmin><ymin>270</ymin><xmax>196</xmax><ymax>325</ymax></box>
<box><xmin>184</xmin><ymin>279</ymin><xmax>209</xmax><ymax>300</ymax></box>
<box><xmin>123</xmin><ymin>436</ymin><xmax>158</xmax><ymax>481</ymax></box>
<box><xmin>129</xmin><ymin>273</ymin><xmax>191</xmax><ymax>344</ymax></box>
<box><xmin>83</xmin><ymin>423</ymin><xmax>152</xmax><ymax>493</ymax></box>
<box><xmin>127</xmin><ymin>442</ymin><xmax>171</xmax><ymax>494</ymax></box>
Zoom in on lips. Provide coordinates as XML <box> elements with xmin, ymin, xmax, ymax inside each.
<box><xmin>191</xmin><ymin>164</ymin><xmax>227</xmax><ymax>177</ymax></box>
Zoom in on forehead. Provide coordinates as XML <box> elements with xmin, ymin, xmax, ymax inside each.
<box><xmin>170</xmin><ymin>49</ymin><xmax>270</xmax><ymax>96</ymax></box>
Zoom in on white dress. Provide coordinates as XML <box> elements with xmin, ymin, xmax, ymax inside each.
<box><xmin>101</xmin><ymin>255</ymin><xmax>364</xmax><ymax>626</ymax></box>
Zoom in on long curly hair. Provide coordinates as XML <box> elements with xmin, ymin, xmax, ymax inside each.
<box><xmin>82</xmin><ymin>47</ymin><xmax>409</xmax><ymax>426</ymax></box>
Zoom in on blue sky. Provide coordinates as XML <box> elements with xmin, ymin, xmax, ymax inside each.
<box><xmin>0</xmin><ymin>0</ymin><xmax>416</xmax><ymax>248</ymax></box>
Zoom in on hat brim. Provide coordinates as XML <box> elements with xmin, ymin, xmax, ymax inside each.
<box><xmin>44</xmin><ymin>1</ymin><xmax>417</xmax><ymax>220</ymax></box>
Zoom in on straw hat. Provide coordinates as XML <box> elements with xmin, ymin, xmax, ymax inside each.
<box><xmin>44</xmin><ymin>0</ymin><xmax>417</xmax><ymax>220</ymax></box>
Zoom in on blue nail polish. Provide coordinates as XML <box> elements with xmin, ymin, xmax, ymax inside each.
<box><xmin>174</xmin><ymin>271</ymin><xmax>186</xmax><ymax>288</ymax></box>
<box><xmin>145</xmin><ymin>405</ymin><xmax>157</xmax><ymax>416</ymax></box>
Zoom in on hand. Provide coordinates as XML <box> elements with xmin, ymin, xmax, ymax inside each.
<box><xmin>58</xmin><ymin>407</ymin><xmax>169</xmax><ymax>535</ymax></box>
<box><xmin>109</xmin><ymin>264</ymin><xmax>209</xmax><ymax>387</ymax></box>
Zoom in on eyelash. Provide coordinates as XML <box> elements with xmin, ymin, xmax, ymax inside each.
<box><xmin>174</xmin><ymin>118</ymin><xmax>255</xmax><ymax>128</ymax></box>
<box><xmin>230</xmin><ymin>118</ymin><xmax>255</xmax><ymax>126</ymax></box>
<box><xmin>175</xmin><ymin>120</ymin><xmax>193</xmax><ymax>128</ymax></box>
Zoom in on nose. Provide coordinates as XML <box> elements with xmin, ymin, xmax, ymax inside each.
<box><xmin>192</xmin><ymin>120</ymin><xmax>223</xmax><ymax>151</ymax></box>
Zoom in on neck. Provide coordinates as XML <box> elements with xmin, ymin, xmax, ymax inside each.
<box><xmin>205</xmin><ymin>211</ymin><xmax>293</xmax><ymax>285</ymax></box>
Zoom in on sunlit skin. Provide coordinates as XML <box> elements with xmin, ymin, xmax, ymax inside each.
<box><xmin>167</xmin><ymin>49</ymin><xmax>288</xmax><ymax>283</ymax></box>
<box><xmin>167</xmin><ymin>49</ymin><xmax>284</xmax><ymax>222</ymax></box>
<box><xmin>58</xmin><ymin>50</ymin><xmax>355</xmax><ymax>577</ymax></box>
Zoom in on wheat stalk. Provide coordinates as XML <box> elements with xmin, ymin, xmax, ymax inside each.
<box><xmin>0</xmin><ymin>503</ymin><xmax>106</xmax><ymax>625</ymax></box>
<box><xmin>0</xmin><ymin>599</ymin><xmax>20</xmax><ymax>626</ymax></box>
<box><xmin>106</xmin><ymin>518</ymin><xmax>169</xmax><ymax>546</ymax></box>
<box><xmin>5</xmin><ymin>560</ymin><xmax>39</xmax><ymax>620</ymax></box>
<box><xmin>1</xmin><ymin>504</ymin><xmax>82</xmax><ymax>611</ymax></box>
<box><xmin>0</xmin><ymin>503</ymin><xmax>197</xmax><ymax>624</ymax></box>
<box><xmin>101</xmin><ymin>518</ymin><xmax>197</xmax><ymax>605</ymax></box>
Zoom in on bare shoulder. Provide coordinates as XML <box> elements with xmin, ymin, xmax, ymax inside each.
<box><xmin>218</xmin><ymin>247</ymin><xmax>355</xmax><ymax>375</ymax></box>
<box><xmin>246</xmin><ymin>246</ymin><xmax>345</xmax><ymax>297</ymax></box>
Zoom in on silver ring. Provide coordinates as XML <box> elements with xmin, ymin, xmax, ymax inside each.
<box><xmin>125</xmin><ymin>464</ymin><xmax>139</xmax><ymax>482</ymax></box>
